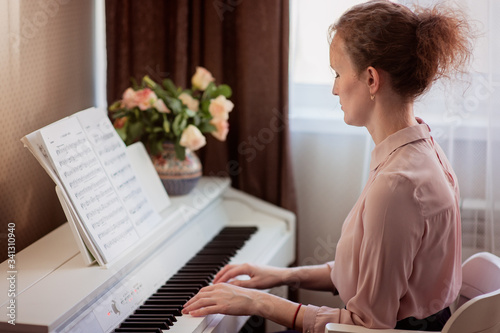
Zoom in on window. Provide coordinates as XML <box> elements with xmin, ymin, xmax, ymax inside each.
<box><xmin>289</xmin><ymin>0</ymin><xmax>369</xmax><ymax>134</ymax></box>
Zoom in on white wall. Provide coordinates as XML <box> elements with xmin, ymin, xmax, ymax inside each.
<box><xmin>0</xmin><ymin>0</ymin><xmax>96</xmax><ymax>259</ymax></box>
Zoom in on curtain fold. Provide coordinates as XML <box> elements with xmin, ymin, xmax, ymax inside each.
<box><xmin>105</xmin><ymin>0</ymin><xmax>297</xmax><ymax>214</ymax></box>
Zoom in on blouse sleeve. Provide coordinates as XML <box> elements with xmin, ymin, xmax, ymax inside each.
<box><xmin>302</xmin><ymin>173</ymin><xmax>424</xmax><ymax>332</ymax></box>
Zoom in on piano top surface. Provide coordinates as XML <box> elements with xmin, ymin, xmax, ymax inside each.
<box><xmin>0</xmin><ymin>177</ymin><xmax>295</xmax><ymax>332</ymax></box>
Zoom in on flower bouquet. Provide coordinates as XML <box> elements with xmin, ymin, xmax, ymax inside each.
<box><xmin>109</xmin><ymin>66</ymin><xmax>234</xmax><ymax>161</ymax></box>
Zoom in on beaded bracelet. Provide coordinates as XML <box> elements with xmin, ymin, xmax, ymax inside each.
<box><xmin>292</xmin><ymin>303</ymin><xmax>302</xmax><ymax>330</ymax></box>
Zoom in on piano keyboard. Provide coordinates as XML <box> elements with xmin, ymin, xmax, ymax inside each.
<box><xmin>0</xmin><ymin>180</ymin><xmax>295</xmax><ymax>333</ymax></box>
<box><xmin>113</xmin><ymin>226</ymin><xmax>258</xmax><ymax>333</ymax></box>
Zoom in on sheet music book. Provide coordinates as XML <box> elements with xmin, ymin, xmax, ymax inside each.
<box><xmin>21</xmin><ymin>107</ymin><xmax>167</xmax><ymax>266</ymax></box>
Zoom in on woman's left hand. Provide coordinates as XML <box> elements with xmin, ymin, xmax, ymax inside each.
<box><xmin>182</xmin><ymin>283</ymin><xmax>262</xmax><ymax>317</ymax></box>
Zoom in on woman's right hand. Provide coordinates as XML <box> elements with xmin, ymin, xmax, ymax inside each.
<box><xmin>213</xmin><ymin>263</ymin><xmax>288</xmax><ymax>290</ymax></box>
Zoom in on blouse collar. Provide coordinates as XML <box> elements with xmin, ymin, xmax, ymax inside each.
<box><xmin>370</xmin><ymin>119</ymin><xmax>431</xmax><ymax>171</ymax></box>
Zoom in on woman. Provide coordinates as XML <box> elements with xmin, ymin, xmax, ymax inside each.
<box><xmin>182</xmin><ymin>1</ymin><xmax>473</xmax><ymax>331</ymax></box>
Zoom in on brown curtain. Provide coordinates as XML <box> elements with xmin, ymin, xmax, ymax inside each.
<box><xmin>106</xmin><ymin>0</ymin><xmax>296</xmax><ymax>214</ymax></box>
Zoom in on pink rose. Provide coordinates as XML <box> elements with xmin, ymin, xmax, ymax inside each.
<box><xmin>210</xmin><ymin>118</ymin><xmax>229</xmax><ymax>141</ymax></box>
<box><xmin>179</xmin><ymin>92</ymin><xmax>199</xmax><ymax>112</ymax></box>
<box><xmin>208</xmin><ymin>95</ymin><xmax>234</xmax><ymax>120</ymax></box>
<box><xmin>191</xmin><ymin>66</ymin><xmax>215</xmax><ymax>91</ymax></box>
<box><xmin>121</xmin><ymin>88</ymin><xmax>137</xmax><ymax>109</ymax></box>
<box><xmin>135</xmin><ymin>88</ymin><xmax>158</xmax><ymax>111</ymax></box>
<box><xmin>179</xmin><ymin>125</ymin><xmax>206</xmax><ymax>151</ymax></box>
<box><xmin>154</xmin><ymin>98</ymin><xmax>170</xmax><ymax>113</ymax></box>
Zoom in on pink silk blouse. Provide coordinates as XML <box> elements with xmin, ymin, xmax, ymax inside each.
<box><xmin>302</xmin><ymin>121</ymin><xmax>462</xmax><ymax>332</ymax></box>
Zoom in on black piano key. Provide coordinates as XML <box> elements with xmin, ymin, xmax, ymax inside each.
<box><xmin>148</xmin><ymin>296</ymin><xmax>190</xmax><ymax>301</ymax></box>
<box><xmin>126</xmin><ymin>315</ymin><xmax>174</xmax><ymax>325</ymax></box>
<box><xmin>159</xmin><ymin>283</ymin><xmax>204</xmax><ymax>289</ymax></box>
<box><xmin>155</xmin><ymin>288</ymin><xmax>199</xmax><ymax>294</ymax></box>
<box><xmin>171</xmin><ymin>272</ymin><xmax>215</xmax><ymax>277</ymax></box>
<box><xmin>197</xmin><ymin>248</ymin><xmax>237</xmax><ymax>255</ymax></box>
<box><xmin>177</xmin><ymin>267</ymin><xmax>219</xmax><ymax>274</ymax></box>
<box><xmin>123</xmin><ymin>320</ymin><xmax>171</xmax><ymax>330</ymax></box>
<box><xmin>144</xmin><ymin>298</ymin><xmax>188</xmax><ymax>306</ymax></box>
<box><xmin>120</xmin><ymin>321</ymin><xmax>169</xmax><ymax>329</ymax></box>
<box><xmin>152</xmin><ymin>292</ymin><xmax>195</xmax><ymax>298</ymax></box>
<box><xmin>166</xmin><ymin>279</ymin><xmax>210</xmax><ymax>286</ymax></box>
<box><xmin>186</xmin><ymin>256</ymin><xmax>230</xmax><ymax>263</ymax></box>
<box><xmin>135</xmin><ymin>306</ymin><xmax>182</xmax><ymax>316</ymax></box>
<box><xmin>128</xmin><ymin>314</ymin><xmax>177</xmax><ymax>323</ymax></box>
<box><xmin>114</xmin><ymin>328</ymin><xmax>163</xmax><ymax>333</ymax></box>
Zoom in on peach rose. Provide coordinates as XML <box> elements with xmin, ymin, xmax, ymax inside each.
<box><xmin>179</xmin><ymin>125</ymin><xmax>206</xmax><ymax>151</ymax></box>
<box><xmin>210</xmin><ymin>118</ymin><xmax>229</xmax><ymax>141</ymax></box>
<box><xmin>135</xmin><ymin>88</ymin><xmax>158</xmax><ymax>111</ymax></box>
<box><xmin>154</xmin><ymin>98</ymin><xmax>170</xmax><ymax>113</ymax></box>
<box><xmin>208</xmin><ymin>95</ymin><xmax>234</xmax><ymax>120</ymax></box>
<box><xmin>121</xmin><ymin>88</ymin><xmax>137</xmax><ymax>109</ymax></box>
<box><xmin>191</xmin><ymin>66</ymin><xmax>215</xmax><ymax>91</ymax></box>
<box><xmin>179</xmin><ymin>92</ymin><xmax>199</xmax><ymax>112</ymax></box>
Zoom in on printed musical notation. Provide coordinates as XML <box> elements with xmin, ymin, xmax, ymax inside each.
<box><xmin>76</xmin><ymin>110</ymin><xmax>161</xmax><ymax>237</ymax></box>
<box><xmin>36</xmin><ymin>108</ymin><xmax>163</xmax><ymax>264</ymax></box>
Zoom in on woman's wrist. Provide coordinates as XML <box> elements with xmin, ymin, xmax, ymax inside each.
<box><xmin>252</xmin><ymin>291</ymin><xmax>274</xmax><ymax>317</ymax></box>
<box><xmin>252</xmin><ymin>291</ymin><xmax>301</xmax><ymax>327</ymax></box>
<box><xmin>282</xmin><ymin>266</ymin><xmax>301</xmax><ymax>288</ymax></box>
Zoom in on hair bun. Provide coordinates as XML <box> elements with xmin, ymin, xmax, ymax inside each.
<box><xmin>414</xmin><ymin>5</ymin><xmax>473</xmax><ymax>94</ymax></box>
<box><xmin>329</xmin><ymin>0</ymin><xmax>474</xmax><ymax>100</ymax></box>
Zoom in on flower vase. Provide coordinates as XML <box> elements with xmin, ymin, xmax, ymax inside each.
<box><xmin>151</xmin><ymin>142</ymin><xmax>202</xmax><ymax>196</ymax></box>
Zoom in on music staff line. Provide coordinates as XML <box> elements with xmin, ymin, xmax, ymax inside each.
<box><xmin>103</xmin><ymin>227</ymin><xmax>135</xmax><ymax>249</ymax></box>
<box><xmin>91</xmin><ymin>206</ymin><xmax>123</xmax><ymax>229</ymax></box>
<box><xmin>97</xmin><ymin>216</ymin><xmax>130</xmax><ymax>240</ymax></box>
<box><xmin>86</xmin><ymin>196</ymin><xmax>120</xmax><ymax>220</ymax></box>
<box><xmin>97</xmin><ymin>142</ymin><xmax>122</xmax><ymax>156</ymax></box>
<box><xmin>75</xmin><ymin>176</ymin><xmax>108</xmax><ymax>199</ymax></box>
<box><xmin>64</xmin><ymin>157</ymin><xmax>98</xmax><ymax>178</ymax></box>
<box><xmin>80</xmin><ymin>186</ymin><xmax>114</xmax><ymax>210</ymax></box>
<box><xmin>58</xmin><ymin>146</ymin><xmax>92</xmax><ymax>167</ymax></box>
<box><xmin>69</xmin><ymin>167</ymin><xmax>102</xmax><ymax>189</ymax></box>
<box><xmin>55</xmin><ymin>138</ymin><xmax>86</xmax><ymax>156</ymax></box>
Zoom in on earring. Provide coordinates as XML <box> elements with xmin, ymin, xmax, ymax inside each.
<box><xmin>370</xmin><ymin>94</ymin><xmax>375</xmax><ymax>101</ymax></box>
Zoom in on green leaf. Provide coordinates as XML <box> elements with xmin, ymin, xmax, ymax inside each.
<box><xmin>111</xmin><ymin>111</ymin><xmax>127</xmax><ymax>119</ymax></box>
<box><xmin>153</xmin><ymin>127</ymin><xmax>163</xmax><ymax>133</ymax></box>
<box><xmin>150</xmin><ymin>110</ymin><xmax>160</xmax><ymax>123</ymax></box>
<box><xmin>130</xmin><ymin>77</ymin><xmax>140</xmax><ymax>90</ymax></box>
<box><xmin>167</xmin><ymin>97</ymin><xmax>183</xmax><ymax>114</ymax></box>
<box><xmin>215</xmin><ymin>84</ymin><xmax>232</xmax><ymax>98</ymax></box>
<box><xmin>198</xmin><ymin>122</ymin><xmax>216</xmax><ymax>133</ymax></box>
<box><xmin>185</xmin><ymin>109</ymin><xmax>196</xmax><ymax>117</ymax></box>
<box><xmin>193</xmin><ymin>114</ymin><xmax>201</xmax><ymax>126</ymax></box>
<box><xmin>172</xmin><ymin>114</ymin><xmax>183</xmax><ymax>136</ymax></box>
<box><xmin>152</xmin><ymin>140</ymin><xmax>164</xmax><ymax>156</ymax></box>
<box><xmin>202</xmin><ymin>82</ymin><xmax>217</xmax><ymax>101</ymax></box>
<box><xmin>115</xmin><ymin>126</ymin><xmax>127</xmax><ymax>141</ymax></box>
<box><xmin>143</xmin><ymin>75</ymin><xmax>157</xmax><ymax>89</ymax></box>
<box><xmin>163</xmin><ymin>118</ymin><xmax>170</xmax><ymax>133</ymax></box>
<box><xmin>109</xmin><ymin>100</ymin><xmax>122</xmax><ymax>111</ymax></box>
<box><xmin>162</xmin><ymin>79</ymin><xmax>178</xmax><ymax>97</ymax></box>
<box><xmin>128</xmin><ymin>121</ymin><xmax>144</xmax><ymax>140</ymax></box>
<box><xmin>179</xmin><ymin>117</ymin><xmax>187</xmax><ymax>132</ymax></box>
<box><xmin>174</xmin><ymin>142</ymin><xmax>186</xmax><ymax>160</ymax></box>
<box><xmin>201</xmin><ymin>100</ymin><xmax>211</xmax><ymax>113</ymax></box>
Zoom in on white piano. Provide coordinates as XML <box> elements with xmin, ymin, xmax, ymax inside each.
<box><xmin>0</xmin><ymin>177</ymin><xmax>295</xmax><ymax>332</ymax></box>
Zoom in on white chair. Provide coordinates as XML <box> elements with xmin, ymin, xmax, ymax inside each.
<box><xmin>325</xmin><ymin>252</ymin><xmax>500</xmax><ymax>333</ymax></box>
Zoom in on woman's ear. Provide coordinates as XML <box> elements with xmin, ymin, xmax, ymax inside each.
<box><xmin>365</xmin><ymin>66</ymin><xmax>380</xmax><ymax>95</ymax></box>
